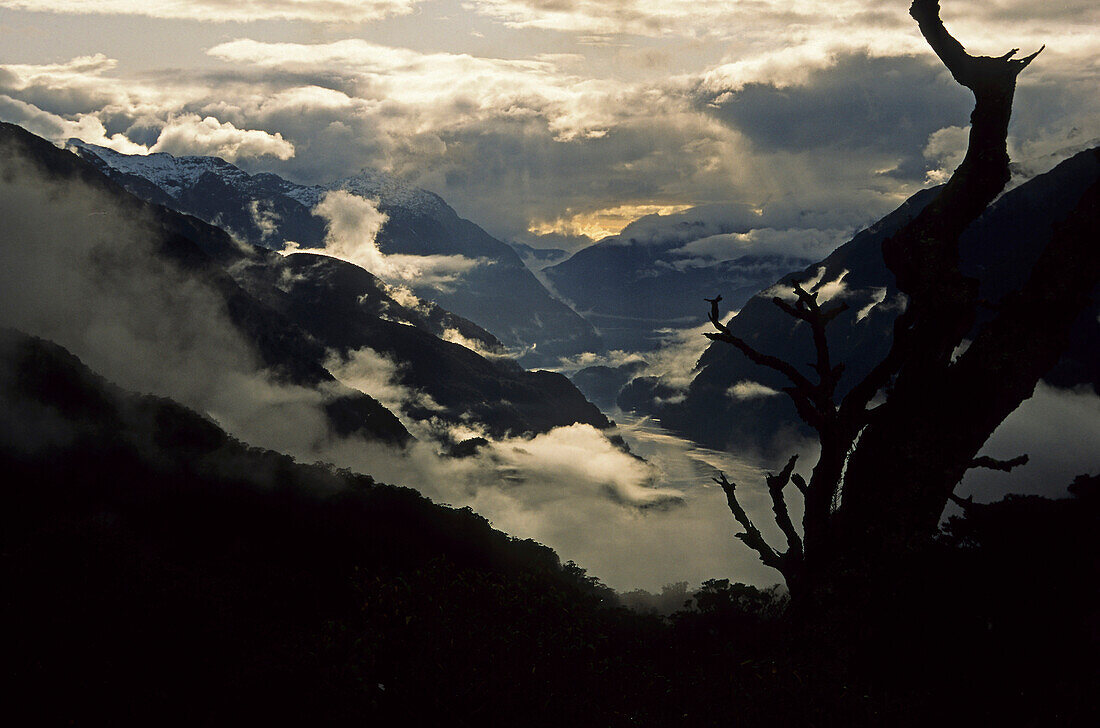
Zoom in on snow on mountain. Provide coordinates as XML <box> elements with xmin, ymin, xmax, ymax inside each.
<box><xmin>66</xmin><ymin>140</ymin><xmax>605</xmax><ymax>364</ymax></box>
<box><xmin>68</xmin><ymin>139</ymin><xmax>446</xmax><ymax>219</ymax></box>
<box><xmin>67</xmin><ymin>139</ymin><xmax>250</xmax><ymax>197</ymax></box>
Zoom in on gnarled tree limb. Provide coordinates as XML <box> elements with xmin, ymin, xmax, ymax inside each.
<box><xmin>705</xmin><ymin>295</ymin><xmax>817</xmax><ymax>397</ymax></box>
<box><xmin>766</xmin><ymin>455</ymin><xmax>804</xmax><ymax>559</ymax></box>
<box><xmin>714</xmin><ymin>472</ymin><xmax>782</xmax><ymax>571</ymax></box>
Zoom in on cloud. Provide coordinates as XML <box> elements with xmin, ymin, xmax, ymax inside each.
<box><xmin>728</xmin><ymin>381</ymin><xmax>782</xmax><ymax>400</ymax></box>
<box><xmin>324</xmin><ymin>346</ymin><xmax>443</xmax><ymax>419</ymax></box>
<box><xmin>0</xmin><ymin>94</ymin><xmax>148</xmax><ymax>154</ymax></box>
<box><xmin>1</xmin><ymin>0</ymin><xmax>1095</xmax><ymax>259</ymax></box>
<box><xmin>669</xmin><ymin>228</ymin><xmax>851</xmax><ymax>263</ymax></box>
<box><xmin>697</xmin><ymin>53</ymin><xmax>971</xmax><ymax>160</ymax></box>
<box><xmin>528</xmin><ymin>202</ymin><xmax>693</xmax><ymax>241</ymax></box>
<box><xmin>763</xmin><ymin>267</ymin><xmax>849</xmax><ymax>310</ymax></box>
<box><xmin>205</xmin><ymin>38</ymin><xmax>622</xmax><ymax>143</ymax></box>
<box><xmin>439</xmin><ymin>328</ymin><xmax>511</xmax><ymax>359</ymax></box>
<box><xmin>314</xmin><ymin>413</ymin><xmax>794</xmax><ymax>591</ymax></box>
<box><xmin>2</xmin><ymin>140</ymin><xmax>768</xmax><ymax>593</ymax></box>
<box><xmin>923</xmin><ymin>124</ymin><xmax>970</xmax><ymax>184</ymax></box>
<box><xmin>463</xmin><ymin>1</ymin><xmax>896</xmax><ymax>40</ymax></box>
<box><xmin>856</xmin><ymin>287</ymin><xmax>888</xmax><ymax>321</ymax></box>
<box><xmin>247</xmin><ymin>199</ymin><xmax>280</xmax><ymax>240</ymax></box>
<box><xmin>0</xmin><ymin>1</ymin><xmax>421</xmax><ymax>23</ymax></box>
<box><xmin>283</xmin><ymin>190</ymin><xmax>482</xmax><ymax>286</ymax></box>
<box><xmin>151</xmin><ymin>114</ymin><xmax>294</xmax><ymax>161</ymax></box>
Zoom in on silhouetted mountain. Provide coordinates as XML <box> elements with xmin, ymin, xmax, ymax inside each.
<box><xmin>2</xmin><ymin>122</ymin><xmax>609</xmax><ymax>441</ymax></box>
<box><xmin>69</xmin><ymin>141</ymin><xmax>603</xmax><ymax>365</ymax></box>
<box><xmin>629</xmin><ymin>148</ymin><xmax>1100</xmax><ymax>452</ymax></box>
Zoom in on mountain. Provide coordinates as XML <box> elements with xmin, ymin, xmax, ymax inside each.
<box><xmin>68</xmin><ymin>141</ymin><xmax>603</xmax><ymax>365</ymax></box>
<box><xmin>1</xmin><ymin>122</ymin><xmax>608</xmax><ymax>443</ymax></box>
<box><xmin>230</xmin><ymin>250</ymin><xmax>609</xmax><ymax>438</ymax></box>
<box><xmin>0</xmin><ymin>327</ymin><xmax>629</xmax><ymax>725</ymax></box>
<box><xmin>543</xmin><ymin>206</ymin><xmax>819</xmax><ymax>351</ymax></box>
<box><xmin>3</xmin><ymin>333</ymin><xmax>1094</xmax><ymax>726</ymax></box>
<box><xmin>2</xmin><ymin>122</ymin><xmax>413</xmax><ymax>446</ymax></box>
<box><xmin>508</xmin><ymin>241</ymin><xmax>570</xmax><ymax>271</ymax></box>
<box><xmin>627</xmin><ymin>148</ymin><xmax>1100</xmax><ymax>452</ymax></box>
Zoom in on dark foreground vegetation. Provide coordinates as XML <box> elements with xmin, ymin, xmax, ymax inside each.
<box><xmin>2</xmin><ymin>328</ymin><xmax>1096</xmax><ymax>726</ymax></box>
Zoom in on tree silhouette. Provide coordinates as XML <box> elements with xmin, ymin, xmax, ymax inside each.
<box><xmin>706</xmin><ymin>0</ymin><xmax>1100</xmax><ymax>611</ymax></box>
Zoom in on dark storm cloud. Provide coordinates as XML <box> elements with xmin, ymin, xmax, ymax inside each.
<box><xmin>697</xmin><ymin>53</ymin><xmax>970</xmax><ymax>158</ymax></box>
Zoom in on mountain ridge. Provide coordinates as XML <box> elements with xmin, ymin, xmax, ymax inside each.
<box><xmin>68</xmin><ymin>139</ymin><xmax>604</xmax><ymax>364</ymax></box>
<box><xmin>628</xmin><ymin>147</ymin><xmax>1100</xmax><ymax>452</ymax></box>
<box><xmin>3</xmin><ymin>122</ymin><xmax>609</xmax><ymax>445</ymax></box>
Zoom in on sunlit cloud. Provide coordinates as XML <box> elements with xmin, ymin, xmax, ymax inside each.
<box><xmin>153</xmin><ymin>113</ymin><xmax>295</xmax><ymax>160</ymax></box>
<box><xmin>528</xmin><ymin>203</ymin><xmax>694</xmax><ymax>241</ymax></box>
<box><xmin>728</xmin><ymin>381</ymin><xmax>782</xmax><ymax>401</ymax></box>
<box><xmin>0</xmin><ymin>0</ymin><xmax>1095</xmax><ymax>250</ymax></box>
<box><xmin>282</xmin><ymin>190</ymin><xmax>483</xmax><ymax>286</ymax></box>
<box><xmin>206</xmin><ymin>38</ymin><xmax>623</xmax><ymax>141</ymax></box>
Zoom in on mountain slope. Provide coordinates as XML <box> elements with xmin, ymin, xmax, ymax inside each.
<box><xmin>232</xmin><ymin>251</ymin><xmax>609</xmax><ymax>437</ymax></box>
<box><xmin>2</xmin><ymin>122</ymin><xmax>608</xmax><ymax>443</ymax></box>
<box><xmin>69</xmin><ymin>141</ymin><xmax>603</xmax><ymax>364</ymax></box>
<box><xmin>0</xmin><ymin>328</ymin><xmax>626</xmax><ymax>725</ymax></box>
<box><xmin>2</xmin><ymin>121</ymin><xmax>411</xmax><ymax>446</ymax></box>
<box><xmin>543</xmin><ymin>205</ymin><xmax>822</xmax><ymax>351</ymax></box>
<box><xmin>633</xmin><ymin>148</ymin><xmax>1100</xmax><ymax>451</ymax></box>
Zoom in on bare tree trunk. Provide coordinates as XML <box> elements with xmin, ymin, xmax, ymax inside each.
<box><xmin>706</xmin><ymin>1</ymin><xmax>1100</xmax><ymax>618</ymax></box>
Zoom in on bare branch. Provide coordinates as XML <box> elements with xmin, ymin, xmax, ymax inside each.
<box><xmin>772</xmin><ymin>283</ymin><xmax>849</xmax><ymax>394</ymax></box>
<box><xmin>791</xmin><ymin>472</ymin><xmax>808</xmax><ymax>497</ymax></box>
<box><xmin>766</xmin><ymin>455</ymin><xmax>804</xmax><ymax>559</ymax></box>
<box><xmin>713</xmin><ymin>473</ymin><xmax>782</xmax><ymax>570</ymax></box>
<box><xmin>969</xmin><ymin>454</ymin><xmax>1029</xmax><ymax>472</ymax></box>
<box><xmin>705</xmin><ymin>295</ymin><xmax>816</xmax><ymax>395</ymax></box>
<box><xmin>909</xmin><ymin>0</ymin><xmax>1042</xmax><ymax>88</ymax></box>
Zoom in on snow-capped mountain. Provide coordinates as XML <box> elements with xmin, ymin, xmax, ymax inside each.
<box><xmin>68</xmin><ymin>140</ymin><xmax>603</xmax><ymax>366</ymax></box>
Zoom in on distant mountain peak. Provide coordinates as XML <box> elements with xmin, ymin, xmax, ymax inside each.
<box><xmin>65</xmin><ymin>139</ymin><xmax>248</xmax><ymax>198</ymax></box>
<box><xmin>332</xmin><ymin>169</ymin><xmax>447</xmax><ymax>217</ymax></box>
<box><xmin>67</xmin><ymin>139</ymin><xmax>446</xmax><ymax>217</ymax></box>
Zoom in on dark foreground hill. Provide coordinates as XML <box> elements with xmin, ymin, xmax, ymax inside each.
<box><xmin>0</xmin><ymin>328</ymin><xmax>631</xmax><ymax>725</ymax></box>
<box><xmin>1</xmin><ymin>330</ymin><xmax>1095</xmax><ymax>726</ymax></box>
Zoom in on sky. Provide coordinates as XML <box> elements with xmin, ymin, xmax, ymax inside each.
<box><xmin>1</xmin><ymin>1</ymin><xmax>1097</xmax><ymax>251</ymax></box>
